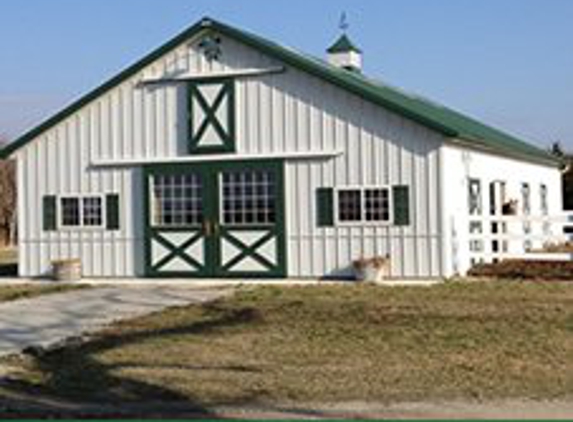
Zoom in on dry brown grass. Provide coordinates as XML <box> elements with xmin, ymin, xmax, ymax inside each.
<box><xmin>0</xmin><ymin>283</ymin><xmax>87</xmax><ymax>303</ymax></box>
<box><xmin>541</xmin><ymin>241</ymin><xmax>573</xmax><ymax>253</ymax></box>
<box><xmin>3</xmin><ymin>282</ymin><xmax>573</xmax><ymax>408</ymax></box>
<box><xmin>0</xmin><ymin>247</ymin><xmax>16</xmax><ymax>265</ymax></box>
<box><xmin>468</xmin><ymin>259</ymin><xmax>573</xmax><ymax>280</ymax></box>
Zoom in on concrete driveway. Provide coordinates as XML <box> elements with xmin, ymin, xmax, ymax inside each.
<box><xmin>0</xmin><ymin>285</ymin><xmax>232</xmax><ymax>356</ymax></box>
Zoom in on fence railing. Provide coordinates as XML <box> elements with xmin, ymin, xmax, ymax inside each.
<box><xmin>468</xmin><ymin>212</ymin><xmax>572</xmax><ymax>265</ymax></box>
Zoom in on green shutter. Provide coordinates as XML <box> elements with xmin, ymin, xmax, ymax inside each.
<box><xmin>316</xmin><ymin>188</ymin><xmax>334</xmax><ymax>227</ymax></box>
<box><xmin>42</xmin><ymin>195</ymin><xmax>57</xmax><ymax>231</ymax></box>
<box><xmin>393</xmin><ymin>185</ymin><xmax>410</xmax><ymax>226</ymax></box>
<box><xmin>106</xmin><ymin>194</ymin><xmax>120</xmax><ymax>230</ymax></box>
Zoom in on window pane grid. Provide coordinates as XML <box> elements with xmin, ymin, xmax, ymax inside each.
<box><xmin>468</xmin><ymin>179</ymin><xmax>482</xmax><ymax>215</ymax></box>
<box><xmin>61</xmin><ymin>196</ymin><xmax>103</xmax><ymax>228</ymax></box>
<box><xmin>540</xmin><ymin>184</ymin><xmax>548</xmax><ymax>215</ymax></box>
<box><xmin>222</xmin><ymin>170</ymin><xmax>276</xmax><ymax>225</ymax></box>
<box><xmin>152</xmin><ymin>174</ymin><xmax>203</xmax><ymax>227</ymax></box>
<box><xmin>365</xmin><ymin>189</ymin><xmax>390</xmax><ymax>222</ymax></box>
<box><xmin>521</xmin><ymin>183</ymin><xmax>531</xmax><ymax>215</ymax></box>
<box><xmin>82</xmin><ymin>197</ymin><xmax>103</xmax><ymax>226</ymax></box>
<box><xmin>338</xmin><ymin>187</ymin><xmax>391</xmax><ymax>223</ymax></box>
<box><xmin>338</xmin><ymin>190</ymin><xmax>362</xmax><ymax>222</ymax></box>
<box><xmin>61</xmin><ymin>198</ymin><xmax>80</xmax><ymax>227</ymax></box>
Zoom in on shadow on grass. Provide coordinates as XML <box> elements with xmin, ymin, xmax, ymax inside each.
<box><xmin>0</xmin><ymin>303</ymin><xmax>265</xmax><ymax>418</ymax></box>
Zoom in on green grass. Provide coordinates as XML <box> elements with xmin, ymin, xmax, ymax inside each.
<box><xmin>3</xmin><ymin>281</ymin><xmax>573</xmax><ymax>408</ymax></box>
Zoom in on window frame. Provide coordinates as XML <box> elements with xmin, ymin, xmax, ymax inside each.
<box><xmin>149</xmin><ymin>173</ymin><xmax>204</xmax><ymax>229</ymax></box>
<box><xmin>218</xmin><ymin>170</ymin><xmax>277</xmax><ymax>227</ymax></box>
<box><xmin>540</xmin><ymin>184</ymin><xmax>548</xmax><ymax>216</ymax></box>
<box><xmin>521</xmin><ymin>182</ymin><xmax>531</xmax><ymax>215</ymax></box>
<box><xmin>58</xmin><ymin>194</ymin><xmax>106</xmax><ymax>230</ymax></box>
<box><xmin>188</xmin><ymin>77</ymin><xmax>236</xmax><ymax>154</ymax></box>
<box><xmin>468</xmin><ymin>178</ymin><xmax>482</xmax><ymax>216</ymax></box>
<box><xmin>334</xmin><ymin>185</ymin><xmax>393</xmax><ymax>227</ymax></box>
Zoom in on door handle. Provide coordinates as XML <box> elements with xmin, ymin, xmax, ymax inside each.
<box><xmin>202</xmin><ymin>220</ymin><xmax>212</xmax><ymax>237</ymax></box>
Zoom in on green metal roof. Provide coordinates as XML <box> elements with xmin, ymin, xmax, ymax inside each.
<box><xmin>327</xmin><ymin>34</ymin><xmax>362</xmax><ymax>54</ymax></box>
<box><xmin>0</xmin><ymin>17</ymin><xmax>557</xmax><ymax>166</ymax></box>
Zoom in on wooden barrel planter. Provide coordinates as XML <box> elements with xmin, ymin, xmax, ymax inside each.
<box><xmin>352</xmin><ymin>255</ymin><xmax>391</xmax><ymax>284</ymax></box>
<box><xmin>52</xmin><ymin>258</ymin><xmax>82</xmax><ymax>281</ymax></box>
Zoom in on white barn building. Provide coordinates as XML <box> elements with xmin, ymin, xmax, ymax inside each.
<box><xmin>0</xmin><ymin>17</ymin><xmax>562</xmax><ymax>279</ymax></box>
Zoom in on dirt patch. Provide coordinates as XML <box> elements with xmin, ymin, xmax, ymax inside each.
<box><xmin>468</xmin><ymin>259</ymin><xmax>573</xmax><ymax>280</ymax></box>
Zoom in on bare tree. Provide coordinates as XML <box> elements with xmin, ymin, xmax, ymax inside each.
<box><xmin>0</xmin><ymin>137</ymin><xmax>16</xmax><ymax>245</ymax></box>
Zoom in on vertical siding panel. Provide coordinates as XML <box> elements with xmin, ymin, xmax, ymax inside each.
<box><xmin>16</xmin><ymin>156</ymin><xmax>26</xmax><ymax>275</ymax></box>
<box><xmin>260</xmin><ymin>80</ymin><xmax>271</xmax><ymax>154</ymax></box>
<box><xmin>285</xmin><ymin>164</ymin><xmax>299</xmax><ymax>276</ymax></box>
<box><xmin>27</xmin><ymin>145</ymin><xmax>38</xmax><ymax>274</ymax></box>
<box><xmin>271</xmin><ymin>81</ymin><xmax>284</xmax><ymax>152</ymax></box>
<box><xmin>15</xmin><ymin>33</ymin><xmax>448</xmax><ymax>279</ymax></box>
<box><xmin>248</xmin><ymin>79</ymin><xmax>259</xmax><ymax>154</ymax></box>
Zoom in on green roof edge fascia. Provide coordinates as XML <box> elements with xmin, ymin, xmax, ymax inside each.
<box><xmin>0</xmin><ymin>17</ymin><xmax>558</xmax><ymax>167</ymax></box>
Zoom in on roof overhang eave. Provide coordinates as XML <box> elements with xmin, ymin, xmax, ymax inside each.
<box><xmin>446</xmin><ymin>136</ymin><xmax>561</xmax><ymax>168</ymax></box>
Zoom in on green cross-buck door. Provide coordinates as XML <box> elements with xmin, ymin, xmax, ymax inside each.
<box><xmin>144</xmin><ymin>161</ymin><xmax>286</xmax><ymax>278</ymax></box>
<box><xmin>188</xmin><ymin>78</ymin><xmax>235</xmax><ymax>153</ymax></box>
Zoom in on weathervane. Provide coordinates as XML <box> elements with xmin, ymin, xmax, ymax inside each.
<box><xmin>339</xmin><ymin>12</ymin><xmax>349</xmax><ymax>33</ymax></box>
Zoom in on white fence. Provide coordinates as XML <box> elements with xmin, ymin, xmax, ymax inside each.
<box><xmin>468</xmin><ymin>212</ymin><xmax>573</xmax><ymax>264</ymax></box>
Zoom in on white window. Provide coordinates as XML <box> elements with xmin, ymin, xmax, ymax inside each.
<box><xmin>61</xmin><ymin>198</ymin><xmax>81</xmax><ymax>227</ymax></box>
<box><xmin>540</xmin><ymin>184</ymin><xmax>548</xmax><ymax>215</ymax></box>
<box><xmin>338</xmin><ymin>189</ymin><xmax>362</xmax><ymax>222</ymax></box>
<box><xmin>151</xmin><ymin>174</ymin><xmax>203</xmax><ymax>227</ymax></box>
<box><xmin>365</xmin><ymin>188</ymin><xmax>390</xmax><ymax>221</ymax></box>
<box><xmin>82</xmin><ymin>197</ymin><xmax>103</xmax><ymax>226</ymax></box>
<box><xmin>221</xmin><ymin>170</ymin><xmax>276</xmax><ymax>226</ymax></box>
<box><xmin>60</xmin><ymin>196</ymin><xmax>103</xmax><ymax>228</ymax></box>
<box><xmin>336</xmin><ymin>187</ymin><xmax>391</xmax><ymax>224</ymax></box>
<box><xmin>468</xmin><ymin>178</ymin><xmax>482</xmax><ymax>215</ymax></box>
<box><xmin>521</xmin><ymin>183</ymin><xmax>531</xmax><ymax>215</ymax></box>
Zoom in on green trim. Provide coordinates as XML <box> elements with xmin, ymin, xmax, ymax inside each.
<box><xmin>220</xmin><ymin>230</ymin><xmax>276</xmax><ymax>271</ymax></box>
<box><xmin>143</xmin><ymin>159</ymin><xmax>286</xmax><ymax>278</ymax></box>
<box><xmin>393</xmin><ymin>185</ymin><xmax>410</xmax><ymax>226</ymax></box>
<box><xmin>0</xmin><ymin>17</ymin><xmax>556</xmax><ymax>167</ymax></box>
<box><xmin>327</xmin><ymin>34</ymin><xmax>362</xmax><ymax>54</ymax></box>
<box><xmin>214</xmin><ymin>160</ymin><xmax>286</xmax><ymax>278</ymax></box>
<box><xmin>151</xmin><ymin>230</ymin><xmax>204</xmax><ymax>272</ymax></box>
<box><xmin>188</xmin><ymin>78</ymin><xmax>236</xmax><ymax>154</ymax></box>
<box><xmin>42</xmin><ymin>195</ymin><xmax>57</xmax><ymax>231</ymax></box>
<box><xmin>316</xmin><ymin>187</ymin><xmax>334</xmax><ymax>227</ymax></box>
<box><xmin>105</xmin><ymin>194</ymin><xmax>120</xmax><ymax>230</ymax></box>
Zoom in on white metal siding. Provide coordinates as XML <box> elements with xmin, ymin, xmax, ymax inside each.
<box><xmin>440</xmin><ymin>144</ymin><xmax>562</xmax><ymax>276</ymax></box>
<box><xmin>16</xmin><ymin>32</ymin><xmax>444</xmax><ymax>277</ymax></box>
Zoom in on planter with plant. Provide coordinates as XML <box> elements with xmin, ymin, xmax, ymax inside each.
<box><xmin>51</xmin><ymin>258</ymin><xmax>82</xmax><ymax>282</ymax></box>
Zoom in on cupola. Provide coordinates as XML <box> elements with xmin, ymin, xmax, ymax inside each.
<box><xmin>327</xmin><ymin>33</ymin><xmax>362</xmax><ymax>72</ymax></box>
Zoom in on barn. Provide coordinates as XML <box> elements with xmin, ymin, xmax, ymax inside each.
<box><xmin>0</xmin><ymin>17</ymin><xmax>563</xmax><ymax>280</ymax></box>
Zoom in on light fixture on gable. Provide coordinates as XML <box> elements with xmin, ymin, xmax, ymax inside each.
<box><xmin>198</xmin><ymin>34</ymin><xmax>222</xmax><ymax>62</ymax></box>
